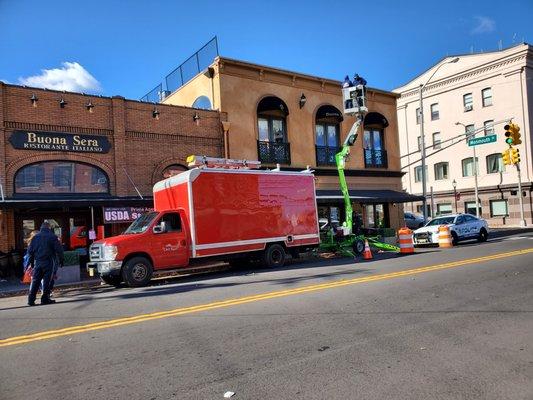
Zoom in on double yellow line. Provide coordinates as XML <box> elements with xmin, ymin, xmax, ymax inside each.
<box><xmin>1</xmin><ymin>247</ymin><xmax>532</xmax><ymax>348</ymax></box>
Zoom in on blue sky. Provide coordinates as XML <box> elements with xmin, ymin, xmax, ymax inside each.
<box><xmin>1</xmin><ymin>0</ymin><xmax>532</xmax><ymax>99</ymax></box>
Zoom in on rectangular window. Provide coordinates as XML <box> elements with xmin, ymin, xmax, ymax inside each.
<box><xmin>490</xmin><ymin>200</ymin><xmax>508</xmax><ymax>217</ymax></box>
<box><xmin>363</xmin><ymin>129</ymin><xmax>384</xmax><ymax>150</ymax></box>
<box><xmin>416</xmin><ymin>204</ymin><xmax>431</xmax><ymax>216</ymax></box>
<box><xmin>464</xmin><ymin>201</ymin><xmax>481</xmax><ymax>216</ymax></box>
<box><xmin>18</xmin><ymin>165</ymin><xmax>43</xmax><ymax>188</ymax></box>
<box><xmin>91</xmin><ymin>169</ymin><xmax>106</xmax><ymax>185</ymax></box>
<box><xmin>258</xmin><ymin>118</ymin><xmax>269</xmax><ymax>142</ymax></box>
<box><xmin>462</xmin><ymin>157</ymin><xmax>479</xmax><ymax>177</ymax></box>
<box><xmin>465</xmin><ymin>124</ymin><xmax>475</xmax><ymax>142</ymax></box>
<box><xmin>414</xmin><ymin>166</ymin><xmax>428</xmax><ymax>182</ymax></box>
<box><xmin>486</xmin><ymin>153</ymin><xmax>504</xmax><ymax>174</ymax></box>
<box><xmin>52</xmin><ymin>165</ymin><xmax>72</xmax><ymax>187</ymax></box>
<box><xmin>432</xmin><ymin>132</ymin><xmax>441</xmax><ymax>149</ymax></box>
<box><xmin>482</xmin><ymin>88</ymin><xmax>492</xmax><ymax>107</ymax></box>
<box><xmin>315</xmin><ymin>124</ymin><xmax>326</xmax><ymax>146</ymax></box>
<box><xmin>434</xmin><ymin>162</ymin><xmax>449</xmax><ymax>180</ymax></box>
<box><xmin>430</xmin><ymin>103</ymin><xmax>439</xmax><ymax>120</ymax></box>
<box><xmin>437</xmin><ymin>203</ymin><xmax>453</xmax><ymax>216</ymax></box>
<box><xmin>272</xmin><ymin>119</ymin><xmax>285</xmax><ymax>143</ymax></box>
<box><xmin>416</xmin><ymin>108</ymin><xmax>421</xmax><ymax>124</ymax></box>
<box><xmin>484</xmin><ymin>120</ymin><xmax>494</xmax><ymax>136</ymax></box>
<box><xmin>463</xmin><ymin>93</ymin><xmax>473</xmax><ymax>111</ymax></box>
<box><xmin>327</xmin><ymin>125</ymin><xmax>338</xmax><ymax>147</ymax></box>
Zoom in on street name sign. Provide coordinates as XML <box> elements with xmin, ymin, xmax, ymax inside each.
<box><xmin>468</xmin><ymin>134</ymin><xmax>497</xmax><ymax>147</ymax></box>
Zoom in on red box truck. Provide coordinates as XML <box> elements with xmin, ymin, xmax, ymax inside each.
<box><xmin>88</xmin><ymin>167</ymin><xmax>320</xmax><ymax>287</ymax></box>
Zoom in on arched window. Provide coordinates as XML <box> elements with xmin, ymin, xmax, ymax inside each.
<box><xmin>192</xmin><ymin>96</ymin><xmax>212</xmax><ymax>110</ymax></box>
<box><xmin>363</xmin><ymin>112</ymin><xmax>389</xmax><ymax>168</ymax></box>
<box><xmin>257</xmin><ymin>96</ymin><xmax>290</xmax><ymax>164</ymax></box>
<box><xmin>162</xmin><ymin>164</ymin><xmax>188</xmax><ymax>179</ymax></box>
<box><xmin>14</xmin><ymin>161</ymin><xmax>109</xmax><ymax>195</ymax></box>
<box><xmin>315</xmin><ymin>105</ymin><xmax>343</xmax><ymax>166</ymax></box>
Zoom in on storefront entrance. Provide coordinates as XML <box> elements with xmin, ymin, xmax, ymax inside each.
<box><xmin>16</xmin><ymin>209</ymin><xmax>91</xmax><ymax>251</ymax></box>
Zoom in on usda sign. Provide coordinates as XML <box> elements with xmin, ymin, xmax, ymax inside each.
<box><xmin>468</xmin><ymin>134</ymin><xmax>497</xmax><ymax>147</ymax></box>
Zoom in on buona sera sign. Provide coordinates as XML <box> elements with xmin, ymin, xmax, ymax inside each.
<box><xmin>9</xmin><ymin>130</ymin><xmax>111</xmax><ymax>153</ymax></box>
<box><xmin>103</xmin><ymin>207</ymin><xmax>154</xmax><ymax>224</ymax></box>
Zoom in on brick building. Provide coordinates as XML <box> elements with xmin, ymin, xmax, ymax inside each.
<box><xmin>159</xmin><ymin>57</ymin><xmax>422</xmax><ymax>232</ymax></box>
<box><xmin>0</xmin><ymin>82</ymin><xmax>224</xmax><ymax>255</ymax></box>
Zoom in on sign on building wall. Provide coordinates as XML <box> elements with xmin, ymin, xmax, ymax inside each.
<box><xmin>103</xmin><ymin>207</ymin><xmax>154</xmax><ymax>224</ymax></box>
<box><xmin>8</xmin><ymin>131</ymin><xmax>111</xmax><ymax>153</ymax></box>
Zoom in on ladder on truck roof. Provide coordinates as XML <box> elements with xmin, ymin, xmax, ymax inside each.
<box><xmin>187</xmin><ymin>155</ymin><xmax>261</xmax><ymax>169</ymax></box>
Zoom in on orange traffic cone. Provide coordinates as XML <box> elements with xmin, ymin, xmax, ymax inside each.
<box><xmin>363</xmin><ymin>239</ymin><xmax>373</xmax><ymax>260</ymax></box>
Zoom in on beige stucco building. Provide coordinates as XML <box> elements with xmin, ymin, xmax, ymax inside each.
<box><xmin>394</xmin><ymin>43</ymin><xmax>533</xmax><ymax>226</ymax></box>
<box><xmin>158</xmin><ymin>56</ymin><xmax>422</xmax><ymax>231</ymax></box>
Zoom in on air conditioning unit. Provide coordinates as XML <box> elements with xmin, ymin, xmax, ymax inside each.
<box><xmin>464</xmin><ymin>105</ymin><xmax>473</xmax><ymax>112</ymax></box>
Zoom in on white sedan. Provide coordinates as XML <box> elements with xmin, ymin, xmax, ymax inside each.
<box><xmin>413</xmin><ymin>213</ymin><xmax>489</xmax><ymax>246</ymax></box>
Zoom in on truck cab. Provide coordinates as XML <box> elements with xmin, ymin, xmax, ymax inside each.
<box><xmin>89</xmin><ymin>209</ymin><xmax>190</xmax><ymax>287</ymax></box>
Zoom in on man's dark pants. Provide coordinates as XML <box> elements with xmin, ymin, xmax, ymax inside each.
<box><xmin>28</xmin><ymin>263</ymin><xmax>53</xmax><ymax>304</ymax></box>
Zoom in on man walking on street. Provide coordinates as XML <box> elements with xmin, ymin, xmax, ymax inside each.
<box><xmin>27</xmin><ymin>220</ymin><xmax>64</xmax><ymax>306</ymax></box>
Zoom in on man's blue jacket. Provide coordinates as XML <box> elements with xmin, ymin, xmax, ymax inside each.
<box><xmin>28</xmin><ymin>227</ymin><xmax>64</xmax><ymax>269</ymax></box>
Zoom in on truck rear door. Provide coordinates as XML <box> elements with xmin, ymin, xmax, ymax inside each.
<box><xmin>151</xmin><ymin>212</ymin><xmax>189</xmax><ymax>269</ymax></box>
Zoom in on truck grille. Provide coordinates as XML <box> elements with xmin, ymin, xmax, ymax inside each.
<box><xmin>89</xmin><ymin>244</ymin><xmax>102</xmax><ymax>261</ymax></box>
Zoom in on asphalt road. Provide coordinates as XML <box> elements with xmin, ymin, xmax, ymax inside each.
<box><xmin>1</xmin><ymin>233</ymin><xmax>532</xmax><ymax>400</ymax></box>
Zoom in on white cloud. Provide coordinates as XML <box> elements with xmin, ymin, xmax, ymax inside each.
<box><xmin>0</xmin><ymin>78</ymin><xmax>10</xmax><ymax>84</ymax></box>
<box><xmin>18</xmin><ymin>62</ymin><xmax>102</xmax><ymax>93</ymax></box>
<box><xmin>471</xmin><ymin>16</ymin><xmax>496</xmax><ymax>34</ymax></box>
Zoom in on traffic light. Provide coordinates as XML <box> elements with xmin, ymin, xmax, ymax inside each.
<box><xmin>504</xmin><ymin>124</ymin><xmax>513</xmax><ymax>144</ymax></box>
<box><xmin>504</xmin><ymin>123</ymin><xmax>522</xmax><ymax>145</ymax></box>
<box><xmin>510</xmin><ymin>123</ymin><xmax>522</xmax><ymax>145</ymax></box>
<box><xmin>502</xmin><ymin>149</ymin><xmax>512</xmax><ymax>165</ymax></box>
<box><xmin>510</xmin><ymin>147</ymin><xmax>520</xmax><ymax>164</ymax></box>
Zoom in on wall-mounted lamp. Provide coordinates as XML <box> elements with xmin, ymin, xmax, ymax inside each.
<box><xmin>152</xmin><ymin>107</ymin><xmax>160</xmax><ymax>119</ymax></box>
<box><xmin>59</xmin><ymin>98</ymin><xmax>67</xmax><ymax>108</ymax></box>
<box><xmin>193</xmin><ymin>112</ymin><xmax>200</xmax><ymax>122</ymax></box>
<box><xmin>86</xmin><ymin>100</ymin><xmax>94</xmax><ymax>113</ymax></box>
<box><xmin>299</xmin><ymin>93</ymin><xmax>307</xmax><ymax>109</ymax></box>
<box><xmin>30</xmin><ymin>93</ymin><xmax>38</xmax><ymax>107</ymax></box>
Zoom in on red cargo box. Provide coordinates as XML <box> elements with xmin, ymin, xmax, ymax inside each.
<box><xmin>153</xmin><ymin>168</ymin><xmax>320</xmax><ymax>258</ymax></box>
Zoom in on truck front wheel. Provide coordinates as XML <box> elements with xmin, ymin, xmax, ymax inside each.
<box><xmin>262</xmin><ymin>244</ymin><xmax>286</xmax><ymax>268</ymax></box>
<box><xmin>122</xmin><ymin>256</ymin><xmax>153</xmax><ymax>287</ymax></box>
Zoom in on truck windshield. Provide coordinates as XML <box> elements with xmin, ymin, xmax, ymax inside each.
<box><xmin>124</xmin><ymin>212</ymin><xmax>159</xmax><ymax>234</ymax></box>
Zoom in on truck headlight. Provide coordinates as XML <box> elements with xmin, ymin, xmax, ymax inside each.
<box><xmin>102</xmin><ymin>245</ymin><xmax>118</xmax><ymax>261</ymax></box>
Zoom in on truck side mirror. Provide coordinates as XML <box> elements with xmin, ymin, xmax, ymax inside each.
<box><xmin>153</xmin><ymin>221</ymin><xmax>167</xmax><ymax>234</ymax></box>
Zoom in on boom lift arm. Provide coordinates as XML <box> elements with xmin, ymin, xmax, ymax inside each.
<box><xmin>335</xmin><ymin>115</ymin><xmax>363</xmax><ymax>234</ymax></box>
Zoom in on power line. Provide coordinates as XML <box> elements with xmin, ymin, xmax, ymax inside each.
<box><xmin>401</xmin><ymin>118</ymin><xmax>512</xmax><ymax>170</ymax></box>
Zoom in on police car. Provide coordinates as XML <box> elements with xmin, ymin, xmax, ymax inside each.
<box><xmin>413</xmin><ymin>213</ymin><xmax>489</xmax><ymax>246</ymax></box>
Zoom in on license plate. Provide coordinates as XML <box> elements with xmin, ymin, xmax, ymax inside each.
<box><xmin>417</xmin><ymin>238</ymin><xmax>428</xmax><ymax>243</ymax></box>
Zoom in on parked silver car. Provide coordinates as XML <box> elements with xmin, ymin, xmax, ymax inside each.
<box><xmin>404</xmin><ymin>212</ymin><xmax>425</xmax><ymax>229</ymax></box>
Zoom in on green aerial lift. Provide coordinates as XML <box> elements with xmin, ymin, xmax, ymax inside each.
<box><xmin>318</xmin><ymin>78</ymin><xmax>400</xmax><ymax>258</ymax></box>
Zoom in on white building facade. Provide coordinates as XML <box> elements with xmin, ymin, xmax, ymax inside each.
<box><xmin>395</xmin><ymin>44</ymin><xmax>533</xmax><ymax>226</ymax></box>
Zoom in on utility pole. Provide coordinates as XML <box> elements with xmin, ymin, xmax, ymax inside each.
<box><xmin>516</xmin><ymin>163</ymin><xmax>526</xmax><ymax>227</ymax></box>
<box><xmin>417</xmin><ymin>57</ymin><xmax>459</xmax><ymax>222</ymax></box>
<box><xmin>418</xmin><ymin>85</ymin><xmax>428</xmax><ymax>221</ymax></box>
<box><xmin>472</xmin><ymin>143</ymin><xmax>480</xmax><ymax>217</ymax></box>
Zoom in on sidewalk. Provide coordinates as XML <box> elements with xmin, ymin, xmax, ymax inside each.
<box><xmin>0</xmin><ymin>268</ymin><xmax>101</xmax><ymax>298</ymax></box>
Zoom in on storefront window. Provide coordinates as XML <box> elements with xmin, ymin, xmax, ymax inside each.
<box><xmin>364</xmin><ymin>203</ymin><xmax>386</xmax><ymax>228</ymax></box>
<box><xmin>15</xmin><ymin>161</ymin><xmax>109</xmax><ymax>195</ymax></box>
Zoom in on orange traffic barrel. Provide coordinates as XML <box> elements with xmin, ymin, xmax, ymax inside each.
<box><xmin>363</xmin><ymin>239</ymin><xmax>373</xmax><ymax>260</ymax></box>
<box><xmin>398</xmin><ymin>227</ymin><xmax>414</xmax><ymax>254</ymax></box>
<box><xmin>438</xmin><ymin>225</ymin><xmax>453</xmax><ymax>248</ymax></box>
